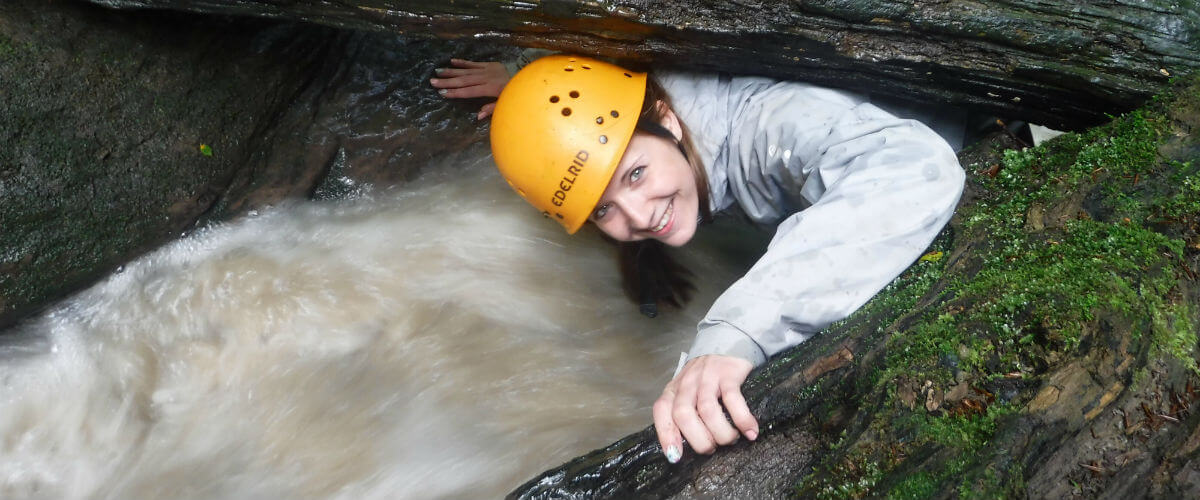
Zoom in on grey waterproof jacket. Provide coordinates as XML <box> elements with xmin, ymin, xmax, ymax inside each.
<box><xmin>655</xmin><ymin>72</ymin><xmax>965</xmax><ymax>367</ymax></box>
<box><xmin>506</xmin><ymin>53</ymin><xmax>965</xmax><ymax>368</ymax></box>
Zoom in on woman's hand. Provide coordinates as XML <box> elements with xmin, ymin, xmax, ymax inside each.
<box><xmin>429</xmin><ymin>59</ymin><xmax>510</xmax><ymax>120</ymax></box>
<box><xmin>652</xmin><ymin>354</ymin><xmax>758</xmax><ymax>463</ymax></box>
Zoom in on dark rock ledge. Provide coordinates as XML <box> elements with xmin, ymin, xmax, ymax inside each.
<box><xmin>86</xmin><ymin>0</ymin><xmax>1200</xmax><ymax>130</ymax></box>
<box><xmin>0</xmin><ymin>0</ymin><xmax>508</xmax><ymax>330</ymax></box>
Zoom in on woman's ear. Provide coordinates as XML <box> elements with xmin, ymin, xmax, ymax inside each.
<box><xmin>654</xmin><ymin>100</ymin><xmax>684</xmax><ymax>142</ymax></box>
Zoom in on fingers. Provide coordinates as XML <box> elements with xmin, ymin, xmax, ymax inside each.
<box><xmin>653</xmin><ymin>386</ymin><xmax>684</xmax><ymax>464</ymax></box>
<box><xmin>435</xmin><ymin>84</ymin><xmax>499</xmax><ymax>100</ymax></box>
<box><xmin>655</xmin><ymin>355</ymin><xmax>759</xmax><ymax>463</ymax></box>
<box><xmin>671</xmin><ymin>366</ymin><xmax>716</xmax><ymax>455</ymax></box>
<box><xmin>433</xmin><ymin>67</ymin><xmax>478</xmax><ymax>78</ymax></box>
<box><xmin>720</xmin><ymin>379</ymin><xmax>759</xmax><ymax>441</ymax></box>
<box><xmin>430</xmin><ymin>74</ymin><xmax>488</xmax><ymax>90</ymax></box>
<box><xmin>430</xmin><ymin>59</ymin><xmax>509</xmax><ymax>101</ymax></box>
<box><xmin>449</xmin><ymin>58</ymin><xmax>489</xmax><ymax>69</ymax></box>
<box><xmin>435</xmin><ymin>59</ymin><xmax>500</xmax><ymax>77</ymax></box>
<box><xmin>697</xmin><ymin>376</ymin><xmax>740</xmax><ymax>446</ymax></box>
<box><xmin>477</xmin><ymin>102</ymin><xmax>496</xmax><ymax>121</ymax></box>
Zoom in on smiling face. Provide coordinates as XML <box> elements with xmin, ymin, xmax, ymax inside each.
<box><xmin>589</xmin><ymin>107</ymin><xmax>700</xmax><ymax>247</ymax></box>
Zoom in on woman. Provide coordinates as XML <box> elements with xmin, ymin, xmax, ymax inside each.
<box><xmin>431</xmin><ymin>54</ymin><xmax>965</xmax><ymax>464</ymax></box>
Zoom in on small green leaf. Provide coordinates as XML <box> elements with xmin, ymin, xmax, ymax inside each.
<box><xmin>919</xmin><ymin>251</ymin><xmax>944</xmax><ymax>262</ymax></box>
<box><xmin>199</xmin><ymin>143</ymin><xmax>213</xmax><ymax>157</ymax></box>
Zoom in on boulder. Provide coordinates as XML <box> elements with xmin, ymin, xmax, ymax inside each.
<box><xmin>511</xmin><ymin>76</ymin><xmax>1200</xmax><ymax>499</ymax></box>
<box><xmin>0</xmin><ymin>0</ymin><xmax>507</xmax><ymax>330</ymax></box>
<box><xmin>86</xmin><ymin>0</ymin><xmax>1200</xmax><ymax>130</ymax></box>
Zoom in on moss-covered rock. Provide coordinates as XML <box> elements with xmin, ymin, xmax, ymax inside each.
<box><xmin>512</xmin><ymin>76</ymin><xmax>1200</xmax><ymax>500</ymax></box>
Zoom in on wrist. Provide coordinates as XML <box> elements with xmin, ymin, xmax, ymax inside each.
<box><xmin>686</xmin><ymin>322</ymin><xmax>767</xmax><ymax>367</ymax></box>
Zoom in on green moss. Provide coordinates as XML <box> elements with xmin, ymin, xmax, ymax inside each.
<box><xmin>885</xmin><ymin>103</ymin><xmax>1191</xmax><ymax>381</ymax></box>
<box><xmin>796</xmin><ymin>383</ymin><xmax>822</xmax><ymax>402</ymax></box>
<box><xmin>1158</xmin><ymin>161</ymin><xmax>1200</xmax><ymax>219</ymax></box>
<box><xmin>800</xmin><ymin>405</ymin><xmax>1017</xmax><ymax>500</ymax></box>
<box><xmin>799</xmin><ymin>451</ymin><xmax>885</xmax><ymax>500</ymax></box>
<box><xmin>799</xmin><ymin>408</ymin><xmax>1018</xmax><ymax>500</ymax></box>
<box><xmin>916</xmin><ymin>404</ymin><xmax>1012</xmax><ymax>450</ymax></box>
<box><xmin>888</xmin><ymin>455</ymin><xmax>999</xmax><ymax>500</ymax></box>
<box><xmin>958</xmin><ymin>461</ymin><xmax>1025</xmax><ymax>500</ymax></box>
<box><xmin>1152</xmin><ymin>302</ymin><xmax>1199</xmax><ymax>374</ymax></box>
<box><xmin>888</xmin><ymin>470</ymin><xmax>937</xmax><ymax>500</ymax></box>
<box><xmin>1071</xmin><ymin>109</ymin><xmax>1164</xmax><ymax>179</ymax></box>
<box><xmin>794</xmin><ymin>79</ymin><xmax>1198</xmax><ymax>499</ymax></box>
<box><xmin>877</xmin><ymin>405</ymin><xmax>1015</xmax><ymax>498</ymax></box>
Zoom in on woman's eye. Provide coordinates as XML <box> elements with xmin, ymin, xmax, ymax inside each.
<box><xmin>630</xmin><ymin>166</ymin><xmax>645</xmax><ymax>182</ymax></box>
<box><xmin>593</xmin><ymin>204</ymin><xmax>610</xmax><ymax>220</ymax></box>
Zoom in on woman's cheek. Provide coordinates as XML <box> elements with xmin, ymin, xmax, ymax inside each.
<box><xmin>595</xmin><ymin>220</ymin><xmax>632</xmax><ymax>242</ymax></box>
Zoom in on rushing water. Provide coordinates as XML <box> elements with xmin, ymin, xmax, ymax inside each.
<box><xmin>0</xmin><ymin>151</ymin><xmax>759</xmax><ymax>499</ymax></box>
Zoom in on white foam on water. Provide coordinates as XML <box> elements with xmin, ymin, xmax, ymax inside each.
<box><xmin>0</xmin><ymin>153</ymin><xmax>749</xmax><ymax>500</ymax></box>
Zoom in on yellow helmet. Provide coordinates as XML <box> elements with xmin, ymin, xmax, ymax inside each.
<box><xmin>490</xmin><ymin>55</ymin><xmax>647</xmax><ymax>234</ymax></box>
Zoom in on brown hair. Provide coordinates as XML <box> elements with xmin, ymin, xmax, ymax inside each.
<box><xmin>613</xmin><ymin>76</ymin><xmax>712</xmax><ymax>317</ymax></box>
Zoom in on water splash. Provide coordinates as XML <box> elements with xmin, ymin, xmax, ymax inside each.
<box><xmin>0</xmin><ymin>154</ymin><xmax>750</xmax><ymax>499</ymax></box>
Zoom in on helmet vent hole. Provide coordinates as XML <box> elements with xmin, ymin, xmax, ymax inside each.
<box><xmin>549</xmin><ymin>95</ymin><xmax>559</xmax><ymax>103</ymax></box>
<box><xmin>582</xmin><ymin>65</ymin><xmax>591</xmax><ymax>69</ymax></box>
<box><xmin>599</xmin><ymin>135</ymin><xmax>608</xmax><ymax>144</ymax></box>
<box><xmin>623</xmin><ymin>72</ymin><xmax>632</xmax><ymax>78</ymax></box>
<box><xmin>564</xmin><ymin>67</ymin><xmax>574</xmax><ymax>72</ymax></box>
<box><xmin>569</xmin><ymin>90</ymin><xmax>580</xmax><ymax>98</ymax></box>
<box><xmin>562</xmin><ymin>107</ymin><xmax>572</xmax><ymax>116</ymax></box>
<box><xmin>595</xmin><ymin>116</ymin><xmax>604</xmax><ymax>124</ymax></box>
<box><xmin>610</xmin><ymin>110</ymin><xmax>619</xmax><ymax>118</ymax></box>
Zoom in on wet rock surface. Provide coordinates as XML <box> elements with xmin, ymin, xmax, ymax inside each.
<box><xmin>0</xmin><ymin>0</ymin><xmax>511</xmax><ymax>330</ymax></box>
<box><xmin>512</xmin><ymin>78</ymin><xmax>1200</xmax><ymax>499</ymax></box>
<box><xmin>85</xmin><ymin>0</ymin><xmax>1200</xmax><ymax>130</ymax></box>
<box><xmin>3</xmin><ymin>1</ymin><xmax>1198</xmax><ymax>498</ymax></box>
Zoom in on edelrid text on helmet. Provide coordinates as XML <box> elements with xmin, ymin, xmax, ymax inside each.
<box><xmin>490</xmin><ymin>55</ymin><xmax>647</xmax><ymax>234</ymax></box>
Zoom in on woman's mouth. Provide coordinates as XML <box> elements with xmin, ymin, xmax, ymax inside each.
<box><xmin>649</xmin><ymin>200</ymin><xmax>674</xmax><ymax>236</ymax></box>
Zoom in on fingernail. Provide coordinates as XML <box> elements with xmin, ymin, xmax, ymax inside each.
<box><xmin>665</xmin><ymin>445</ymin><xmax>681</xmax><ymax>463</ymax></box>
<box><xmin>438</xmin><ymin>89</ymin><xmax>447</xmax><ymax>95</ymax></box>
<box><xmin>435</xmin><ymin>68</ymin><xmax>446</xmax><ymax>75</ymax></box>
<box><xmin>746</xmin><ymin>430</ymin><xmax>758</xmax><ymax>441</ymax></box>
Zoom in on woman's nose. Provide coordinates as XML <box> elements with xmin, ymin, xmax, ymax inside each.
<box><xmin>610</xmin><ymin>194</ymin><xmax>650</xmax><ymax>230</ymax></box>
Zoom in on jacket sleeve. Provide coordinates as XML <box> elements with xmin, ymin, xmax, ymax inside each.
<box><xmin>684</xmin><ymin>91</ymin><xmax>965</xmax><ymax>367</ymax></box>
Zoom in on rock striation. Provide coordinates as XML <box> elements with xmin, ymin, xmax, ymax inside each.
<box><xmin>85</xmin><ymin>0</ymin><xmax>1200</xmax><ymax>130</ymax></box>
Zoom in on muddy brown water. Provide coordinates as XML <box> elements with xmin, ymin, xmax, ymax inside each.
<box><xmin>0</xmin><ymin>151</ymin><xmax>762</xmax><ymax>499</ymax></box>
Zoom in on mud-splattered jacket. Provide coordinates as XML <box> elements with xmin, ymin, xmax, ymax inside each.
<box><xmin>654</xmin><ymin>71</ymin><xmax>965</xmax><ymax>367</ymax></box>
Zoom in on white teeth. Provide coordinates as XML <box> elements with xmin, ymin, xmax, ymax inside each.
<box><xmin>651</xmin><ymin>202</ymin><xmax>673</xmax><ymax>233</ymax></box>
